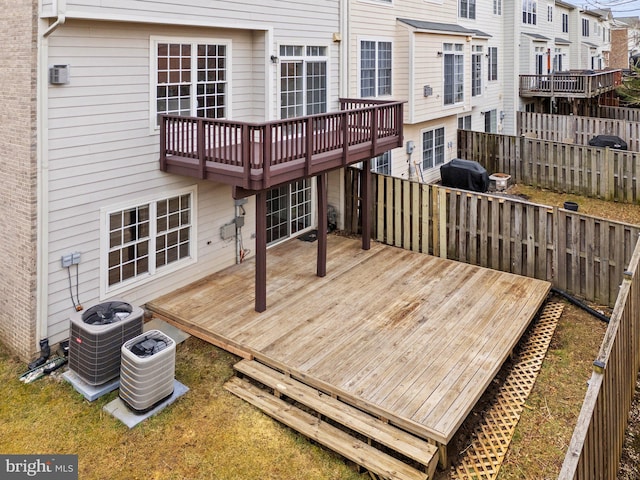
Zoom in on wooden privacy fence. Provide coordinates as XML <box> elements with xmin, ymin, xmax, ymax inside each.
<box><xmin>598</xmin><ymin>105</ymin><xmax>640</xmax><ymax>123</ymax></box>
<box><xmin>517</xmin><ymin>111</ymin><xmax>640</xmax><ymax>152</ymax></box>
<box><xmin>559</xmin><ymin>238</ymin><xmax>640</xmax><ymax>479</ymax></box>
<box><xmin>345</xmin><ymin>169</ymin><xmax>640</xmax><ymax>307</ymax></box>
<box><xmin>457</xmin><ymin>129</ymin><xmax>640</xmax><ymax>204</ymax></box>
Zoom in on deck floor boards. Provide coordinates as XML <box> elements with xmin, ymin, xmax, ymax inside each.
<box><xmin>146</xmin><ymin>234</ymin><xmax>550</xmax><ymax>445</ymax></box>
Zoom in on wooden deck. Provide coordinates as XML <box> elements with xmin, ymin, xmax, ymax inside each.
<box><xmin>146</xmin><ymin>235</ymin><xmax>550</xmax><ymax>452</ymax></box>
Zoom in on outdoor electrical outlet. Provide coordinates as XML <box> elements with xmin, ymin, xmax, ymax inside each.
<box><xmin>72</xmin><ymin>252</ymin><xmax>81</xmax><ymax>264</ymax></box>
<box><xmin>61</xmin><ymin>254</ymin><xmax>73</xmax><ymax>268</ymax></box>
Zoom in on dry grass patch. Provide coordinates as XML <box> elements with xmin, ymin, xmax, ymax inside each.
<box><xmin>0</xmin><ymin>338</ymin><xmax>365</xmax><ymax>480</ymax></box>
<box><xmin>497</xmin><ymin>302</ymin><xmax>607</xmax><ymax>479</ymax></box>
<box><xmin>508</xmin><ymin>184</ymin><xmax>640</xmax><ymax>225</ymax></box>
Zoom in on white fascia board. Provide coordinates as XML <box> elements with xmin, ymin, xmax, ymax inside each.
<box><xmin>59</xmin><ymin>9</ymin><xmax>272</xmax><ymax>32</ymax></box>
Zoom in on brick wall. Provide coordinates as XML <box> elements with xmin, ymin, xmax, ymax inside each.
<box><xmin>0</xmin><ymin>0</ymin><xmax>39</xmax><ymax>361</ymax></box>
<box><xmin>611</xmin><ymin>29</ymin><xmax>630</xmax><ymax>69</ymax></box>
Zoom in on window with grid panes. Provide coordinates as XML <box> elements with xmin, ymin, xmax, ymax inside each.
<box><xmin>422</xmin><ymin>127</ymin><xmax>445</xmax><ymax>170</ymax></box>
<box><xmin>154</xmin><ymin>40</ymin><xmax>228</xmax><ymax>127</ymax></box>
<box><xmin>443</xmin><ymin>43</ymin><xmax>464</xmax><ymax>105</ymax></box>
<box><xmin>371</xmin><ymin>152</ymin><xmax>392</xmax><ymax>175</ymax></box>
<box><xmin>106</xmin><ymin>190</ymin><xmax>194</xmax><ymax>290</ymax></box>
<box><xmin>472</xmin><ymin>46</ymin><xmax>482</xmax><ymax>97</ymax></box>
<box><xmin>360</xmin><ymin>40</ymin><xmax>392</xmax><ymax>97</ymax></box>
<box><xmin>488</xmin><ymin>47</ymin><xmax>498</xmax><ymax>81</ymax></box>
<box><xmin>522</xmin><ymin>0</ymin><xmax>537</xmax><ymax>25</ymax></box>
<box><xmin>460</xmin><ymin>0</ymin><xmax>476</xmax><ymax>19</ymax></box>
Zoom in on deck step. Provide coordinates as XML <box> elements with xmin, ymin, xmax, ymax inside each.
<box><xmin>231</xmin><ymin>359</ymin><xmax>438</xmax><ymax>479</ymax></box>
<box><xmin>225</xmin><ymin>377</ymin><xmax>429</xmax><ymax>480</ymax></box>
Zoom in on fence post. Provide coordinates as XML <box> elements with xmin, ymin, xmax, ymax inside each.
<box><xmin>439</xmin><ymin>187</ymin><xmax>448</xmax><ymax>259</ymax></box>
<box><xmin>605</xmin><ymin>147</ymin><xmax>614</xmax><ymax>201</ymax></box>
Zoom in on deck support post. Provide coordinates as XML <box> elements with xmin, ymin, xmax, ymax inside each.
<box><xmin>255</xmin><ymin>191</ymin><xmax>267</xmax><ymax>312</ymax></box>
<box><xmin>317</xmin><ymin>173</ymin><xmax>328</xmax><ymax>277</ymax></box>
<box><xmin>361</xmin><ymin>159</ymin><xmax>371</xmax><ymax>250</ymax></box>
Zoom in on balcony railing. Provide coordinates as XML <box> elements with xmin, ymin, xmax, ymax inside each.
<box><xmin>159</xmin><ymin>99</ymin><xmax>404</xmax><ymax>191</ymax></box>
<box><xmin>519</xmin><ymin>70</ymin><xmax>622</xmax><ymax>98</ymax></box>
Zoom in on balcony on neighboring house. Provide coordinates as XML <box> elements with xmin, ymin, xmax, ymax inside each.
<box><xmin>159</xmin><ymin>99</ymin><xmax>404</xmax><ymax>193</ymax></box>
<box><xmin>519</xmin><ymin>69</ymin><xmax>623</xmax><ymax>98</ymax></box>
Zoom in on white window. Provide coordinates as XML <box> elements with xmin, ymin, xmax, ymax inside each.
<box><xmin>267</xmin><ymin>181</ymin><xmax>313</xmax><ymax>245</ymax></box>
<box><xmin>488</xmin><ymin>47</ymin><xmax>498</xmax><ymax>81</ymax></box>
<box><xmin>103</xmin><ymin>187</ymin><xmax>196</xmax><ymax>294</ymax></box>
<box><xmin>458</xmin><ymin>115</ymin><xmax>472</xmax><ymax>130</ymax></box>
<box><xmin>582</xmin><ymin>18</ymin><xmax>589</xmax><ymax>37</ymax></box>
<box><xmin>422</xmin><ymin>127</ymin><xmax>445</xmax><ymax>170</ymax></box>
<box><xmin>493</xmin><ymin>0</ymin><xmax>502</xmax><ymax>15</ymax></box>
<box><xmin>443</xmin><ymin>43</ymin><xmax>464</xmax><ymax>105</ymax></box>
<box><xmin>522</xmin><ymin>0</ymin><xmax>537</xmax><ymax>25</ymax></box>
<box><xmin>472</xmin><ymin>46</ymin><xmax>482</xmax><ymax>97</ymax></box>
<box><xmin>562</xmin><ymin>13</ymin><xmax>569</xmax><ymax>33</ymax></box>
<box><xmin>371</xmin><ymin>152</ymin><xmax>392</xmax><ymax>175</ymax></box>
<box><xmin>152</xmin><ymin>38</ymin><xmax>230</xmax><ymax>128</ymax></box>
<box><xmin>547</xmin><ymin>5</ymin><xmax>553</xmax><ymax>22</ymax></box>
<box><xmin>553</xmin><ymin>48</ymin><xmax>565</xmax><ymax>72</ymax></box>
<box><xmin>360</xmin><ymin>40</ymin><xmax>392</xmax><ymax>97</ymax></box>
<box><xmin>460</xmin><ymin>0</ymin><xmax>476</xmax><ymax>19</ymax></box>
<box><xmin>535</xmin><ymin>46</ymin><xmax>546</xmax><ymax>75</ymax></box>
<box><xmin>484</xmin><ymin>110</ymin><xmax>497</xmax><ymax>133</ymax></box>
<box><xmin>279</xmin><ymin>45</ymin><xmax>328</xmax><ymax>118</ymax></box>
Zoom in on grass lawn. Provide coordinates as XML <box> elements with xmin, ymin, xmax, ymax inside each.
<box><xmin>0</xmin><ymin>339</ymin><xmax>365</xmax><ymax>480</ymax></box>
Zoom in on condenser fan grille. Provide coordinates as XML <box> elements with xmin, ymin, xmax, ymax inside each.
<box><xmin>81</xmin><ymin>301</ymin><xmax>133</xmax><ymax>325</ymax></box>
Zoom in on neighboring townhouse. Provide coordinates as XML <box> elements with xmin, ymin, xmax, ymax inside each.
<box><xmin>554</xmin><ymin>1</ymin><xmax>575</xmax><ymax>73</ymax></box>
<box><xmin>570</xmin><ymin>8</ymin><xmax>606</xmax><ymax>70</ymax></box>
<box><xmin>345</xmin><ymin>0</ymin><xmax>503</xmax><ymax>183</ymax></box>
<box><xmin>514</xmin><ymin>1</ymin><xmax>620</xmax><ymax>119</ymax></box>
<box><xmin>503</xmin><ymin>0</ymin><xmax>557</xmax><ymax>133</ymax></box>
<box><xmin>1</xmin><ymin>0</ymin><xmax>406</xmax><ymax>360</ymax></box>
<box><xmin>592</xmin><ymin>9</ymin><xmax>613</xmax><ymax>68</ymax></box>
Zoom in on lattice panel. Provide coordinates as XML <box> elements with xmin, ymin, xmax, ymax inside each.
<box><xmin>452</xmin><ymin>302</ymin><xmax>564</xmax><ymax>480</ymax></box>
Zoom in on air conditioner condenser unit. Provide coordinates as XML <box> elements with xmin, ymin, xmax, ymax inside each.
<box><xmin>68</xmin><ymin>300</ymin><xmax>144</xmax><ymax>386</ymax></box>
<box><xmin>119</xmin><ymin>330</ymin><xmax>176</xmax><ymax>413</ymax></box>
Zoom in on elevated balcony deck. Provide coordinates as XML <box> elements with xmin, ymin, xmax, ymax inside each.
<box><xmin>159</xmin><ymin>99</ymin><xmax>404</xmax><ymax>192</ymax></box>
<box><xmin>519</xmin><ymin>69</ymin><xmax>622</xmax><ymax>98</ymax></box>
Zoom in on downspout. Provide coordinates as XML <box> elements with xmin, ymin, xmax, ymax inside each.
<box><xmin>36</xmin><ymin>0</ymin><xmax>66</xmax><ymax>351</ymax></box>
<box><xmin>44</xmin><ymin>0</ymin><xmax>66</xmax><ymax>38</ymax></box>
<box><xmin>340</xmin><ymin>0</ymin><xmax>348</xmax><ymax>98</ymax></box>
